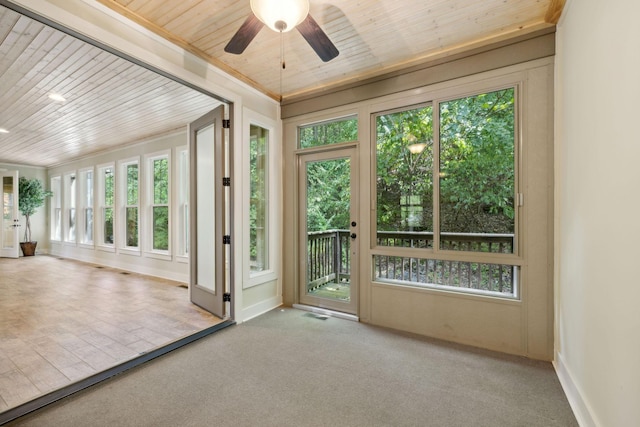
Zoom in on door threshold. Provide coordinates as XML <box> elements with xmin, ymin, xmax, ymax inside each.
<box><xmin>292</xmin><ymin>304</ymin><xmax>359</xmax><ymax>322</ymax></box>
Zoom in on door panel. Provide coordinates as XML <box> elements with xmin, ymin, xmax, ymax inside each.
<box><xmin>1</xmin><ymin>171</ymin><xmax>19</xmax><ymax>258</ymax></box>
<box><xmin>299</xmin><ymin>148</ymin><xmax>358</xmax><ymax>314</ymax></box>
<box><xmin>189</xmin><ymin>107</ymin><xmax>226</xmax><ymax>317</ymax></box>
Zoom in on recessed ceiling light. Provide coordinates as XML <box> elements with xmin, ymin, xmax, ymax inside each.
<box><xmin>48</xmin><ymin>93</ymin><xmax>66</xmax><ymax>102</ymax></box>
<box><xmin>0</xmin><ymin>128</ymin><xmax>9</xmax><ymax>134</ymax></box>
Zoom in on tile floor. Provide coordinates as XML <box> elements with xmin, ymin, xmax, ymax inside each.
<box><xmin>0</xmin><ymin>255</ymin><xmax>222</xmax><ymax>412</ymax></box>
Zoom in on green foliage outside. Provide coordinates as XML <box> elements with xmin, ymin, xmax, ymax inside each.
<box><xmin>299</xmin><ymin>117</ymin><xmax>358</xmax><ymax>149</ymax></box>
<box><xmin>249</xmin><ymin>127</ymin><xmax>268</xmax><ymax>269</ymax></box>
<box><xmin>302</xmin><ymin>89</ymin><xmax>516</xmax><ymax>238</ymax></box>
<box><xmin>439</xmin><ymin>89</ymin><xmax>515</xmax><ymax>234</ymax></box>
<box><xmin>153</xmin><ymin>158</ymin><xmax>169</xmax><ymax>251</ymax></box>
<box><xmin>104</xmin><ymin>168</ymin><xmax>114</xmax><ymax>244</ymax></box>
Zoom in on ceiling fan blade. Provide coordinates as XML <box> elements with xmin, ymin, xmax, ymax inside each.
<box><xmin>224</xmin><ymin>13</ymin><xmax>264</xmax><ymax>55</ymax></box>
<box><xmin>296</xmin><ymin>14</ymin><xmax>339</xmax><ymax>62</ymax></box>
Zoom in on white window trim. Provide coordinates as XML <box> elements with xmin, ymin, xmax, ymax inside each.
<box><xmin>174</xmin><ymin>145</ymin><xmax>189</xmax><ymax>264</ymax></box>
<box><xmin>243</xmin><ymin>110</ymin><xmax>279</xmax><ymax>288</ymax></box>
<box><xmin>144</xmin><ymin>150</ymin><xmax>171</xmax><ymax>261</ymax></box>
<box><xmin>118</xmin><ymin>157</ymin><xmax>141</xmax><ymax>256</ymax></box>
<box><xmin>78</xmin><ymin>166</ymin><xmax>95</xmax><ymax>248</ymax></box>
<box><xmin>96</xmin><ymin>162</ymin><xmax>116</xmax><ymax>253</ymax></box>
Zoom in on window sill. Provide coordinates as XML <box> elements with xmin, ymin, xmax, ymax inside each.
<box><xmin>120</xmin><ymin>248</ymin><xmax>141</xmax><ymax>257</ymax></box>
<box><xmin>96</xmin><ymin>245</ymin><xmax>116</xmax><ymax>253</ymax></box>
<box><xmin>144</xmin><ymin>251</ymin><xmax>172</xmax><ymax>262</ymax></box>
<box><xmin>245</xmin><ymin>270</ymin><xmax>277</xmax><ymax>289</ymax></box>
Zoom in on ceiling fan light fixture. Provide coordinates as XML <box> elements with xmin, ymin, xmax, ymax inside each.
<box><xmin>250</xmin><ymin>0</ymin><xmax>309</xmax><ymax>33</ymax></box>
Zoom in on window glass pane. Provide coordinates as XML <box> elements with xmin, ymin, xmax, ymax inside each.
<box><xmin>85</xmin><ymin>208</ymin><xmax>93</xmax><ymax>243</ymax></box>
<box><xmin>68</xmin><ymin>208</ymin><xmax>76</xmax><ymax>241</ymax></box>
<box><xmin>439</xmin><ymin>88</ymin><xmax>515</xmax><ymax>253</ymax></box>
<box><xmin>104</xmin><ymin>168</ymin><xmax>114</xmax><ymax>206</ymax></box>
<box><xmin>373</xmin><ymin>255</ymin><xmax>517</xmax><ymax>297</ymax></box>
<box><xmin>250</xmin><ymin>125</ymin><xmax>268</xmax><ymax>273</ymax></box>
<box><xmin>153</xmin><ymin>206</ymin><xmax>169</xmax><ymax>250</ymax></box>
<box><xmin>178</xmin><ymin>149</ymin><xmax>189</xmax><ymax>256</ymax></box>
<box><xmin>66</xmin><ymin>174</ymin><xmax>76</xmax><ymax>241</ymax></box>
<box><xmin>126</xmin><ymin>206</ymin><xmax>138</xmax><ymax>247</ymax></box>
<box><xmin>104</xmin><ymin>207</ymin><xmax>114</xmax><ymax>244</ymax></box>
<box><xmin>376</xmin><ymin>105</ymin><xmax>434</xmax><ymax>247</ymax></box>
<box><xmin>82</xmin><ymin>170</ymin><xmax>93</xmax><ymax>244</ymax></box>
<box><xmin>126</xmin><ymin>164</ymin><xmax>138</xmax><ymax>205</ymax></box>
<box><xmin>153</xmin><ymin>158</ymin><xmax>169</xmax><ymax>205</ymax></box>
<box><xmin>299</xmin><ymin>117</ymin><xmax>357</xmax><ymax>149</ymax></box>
<box><xmin>50</xmin><ymin>176</ymin><xmax>62</xmax><ymax>240</ymax></box>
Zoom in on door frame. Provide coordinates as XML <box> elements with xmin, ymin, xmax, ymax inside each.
<box><xmin>188</xmin><ymin>106</ymin><xmax>228</xmax><ymax>318</ymax></box>
<box><xmin>297</xmin><ymin>145</ymin><xmax>359</xmax><ymax>315</ymax></box>
<box><xmin>1</xmin><ymin>170</ymin><xmax>20</xmax><ymax>258</ymax></box>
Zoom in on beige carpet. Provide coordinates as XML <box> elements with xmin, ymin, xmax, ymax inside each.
<box><xmin>6</xmin><ymin>308</ymin><xmax>577</xmax><ymax>426</ymax></box>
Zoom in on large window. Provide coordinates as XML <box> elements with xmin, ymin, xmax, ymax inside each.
<box><xmin>50</xmin><ymin>176</ymin><xmax>62</xmax><ymax>241</ymax></box>
<box><xmin>147</xmin><ymin>153</ymin><xmax>170</xmax><ymax>253</ymax></box>
<box><xmin>249</xmin><ymin>125</ymin><xmax>269</xmax><ymax>274</ymax></box>
<box><xmin>374</xmin><ymin>87</ymin><xmax>518</xmax><ymax>298</ymax></box>
<box><xmin>121</xmin><ymin>159</ymin><xmax>139</xmax><ymax>249</ymax></box>
<box><xmin>97</xmin><ymin>164</ymin><xmax>114</xmax><ymax>247</ymax></box>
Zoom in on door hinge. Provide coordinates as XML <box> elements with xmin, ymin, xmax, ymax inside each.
<box><xmin>222</xmin><ymin>119</ymin><xmax>230</xmax><ymax>129</ymax></box>
<box><xmin>517</xmin><ymin>193</ymin><xmax>524</xmax><ymax>206</ymax></box>
<box><xmin>223</xmin><ymin>235</ymin><xmax>231</xmax><ymax>245</ymax></box>
<box><xmin>223</xmin><ymin>292</ymin><xmax>231</xmax><ymax>302</ymax></box>
<box><xmin>223</xmin><ymin>177</ymin><xmax>231</xmax><ymax>186</ymax></box>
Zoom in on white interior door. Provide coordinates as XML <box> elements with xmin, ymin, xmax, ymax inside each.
<box><xmin>1</xmin><ymin>170</ymin><xmax>20</xmax><ymax>258</ymax></box>
<box><xmin>188</xmin><ymin>107</ymin><xmax>226</xmax><ymax>318</ymax></box>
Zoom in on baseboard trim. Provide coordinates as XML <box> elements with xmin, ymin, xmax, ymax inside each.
<box><xmin>241</xmin><ymin>296</ymin><xmax>283</xmax><ymax>322</ymax></box>
<box><xmin>292</xmin><ymin>304</ymin><xmax>359</xmax><ymax>322</ymax></box>
<box><xmin>0</xmin><ymin>320</ymin><xmax>235</xmax><ymax>426</ymax></box>
<box><xmin>554</xmin><ymin>352</ymin><xmax>598</xmax><ymax>427</ymax></box>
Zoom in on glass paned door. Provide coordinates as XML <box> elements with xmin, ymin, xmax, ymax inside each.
<box><xmin>189</xmin><ymin>106</ymin><xmax>227</xmax><ymax>318</ymax></box>
<box><xmin>1</xmin><ymin>171</ymin><xmax>19</xmax><ymax>258</ymax></box>
<box><xmin>299</xmin><ymin>148</ymin><xmax>358</xmax><ymax>314</ymax></box>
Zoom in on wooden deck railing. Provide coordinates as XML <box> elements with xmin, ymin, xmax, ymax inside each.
<box><xmin>307</xmin><ymin>230</ymin><xmax>516</xmax><ymax>295</ymax></box>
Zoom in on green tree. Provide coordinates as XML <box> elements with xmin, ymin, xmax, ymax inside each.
<box><xmin>439</xmin><ymin>89</ymin><xmax>515</xmax><ymax>233</ymax></box>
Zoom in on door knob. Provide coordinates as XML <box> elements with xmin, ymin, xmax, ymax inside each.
<box><xmin>350</xmin><ymin>233</ymin><xmax>357</xmax><ymax>239</ymax></box>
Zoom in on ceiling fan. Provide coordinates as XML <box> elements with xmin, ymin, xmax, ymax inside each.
<box><xmin>224</xmin><ymin>0</ymin><xmax>339</xmax><ymax>62</ymax></box>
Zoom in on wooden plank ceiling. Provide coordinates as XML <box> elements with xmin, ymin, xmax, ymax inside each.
<box><xmin>0</xmin><ymin>0</ymin><xmax>564</xmax><ymax>167</ymax></box>
<box><xmin>98</xmin><ymin>0</ymin><xmax>563</xmax><ymax>101</ymax></box>
<box><xmin>0</xmin><ymin>6</ymin><xmax>220</xmax><ymax>167</ymax></box>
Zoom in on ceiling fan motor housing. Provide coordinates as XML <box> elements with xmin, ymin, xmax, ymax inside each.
<box><xmin>250</xmin><ymin>0</ymin><xmax>310</xmax><ymax>32</ymax></box>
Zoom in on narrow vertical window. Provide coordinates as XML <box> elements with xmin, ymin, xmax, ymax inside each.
<box><xmin>83</xmin><ymin>170</ymin><xmax>94</xmax><ymax>244</ymax></box>
<box><xmin>177</xmin><ymin>148</ymin><xmax>189</xmax><ymax>258</ymax></box>
<box><xmin>250</xmin><ymin>125</ymin><xmax>269</xmax><ymax>274</ymax></box>
<box><xmin>50</xmin><ymin>176</ymin><xmax>62</xmax><ymax>241</ymax></box>
<box><xmin>375</xmin><ymin>105</ymin><xmax>434</xmax><ymax>248</ymax></box>
<box><xmin>439</xmin><ymin>88</ymin><xmax>515</xmax><ymax>254</ymax></box>
<box><xmin>98</xmin><ymin>164</ymin><xmax>115</xmax><ymax>246</ymax></box>
<box><xmin>148</xmin><ymin>154</ymin><xmax>170</xmax><ymax>252</ymax></box>
<box><xmin>63</xmin><ymin>172</ymin><xmax>76</xmax><ymax>242</ymax></box>
<box><xmin>123</xmin><ymin>161</ymin><xmax>139</xmax><ymax>249</ymax></box>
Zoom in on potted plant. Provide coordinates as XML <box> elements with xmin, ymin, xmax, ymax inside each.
<box><xmin>18</xmin><ymin>176</ymin><xmax>53</xmax><ymax>256</ymax></box>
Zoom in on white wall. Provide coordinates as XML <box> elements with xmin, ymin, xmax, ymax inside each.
<box><xmin>0</xmin><ymin>163</ymin><xmax>48</xmax><ymax>253</ymax></box>
<box><xmin>47</xmin><ymin>131</ymin><xmax>190</xmax><ymax>281</ymax></box>
<box><xmin>555</xmin><ymin>0</ymin><xmax>640</xmax><ymax>425</ymax></box>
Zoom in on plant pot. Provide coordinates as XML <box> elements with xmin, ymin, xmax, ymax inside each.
<box><xmin>20</xmin><ymin>241</ymin><xmax>37</xmax><ymax>256</ymax></box>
